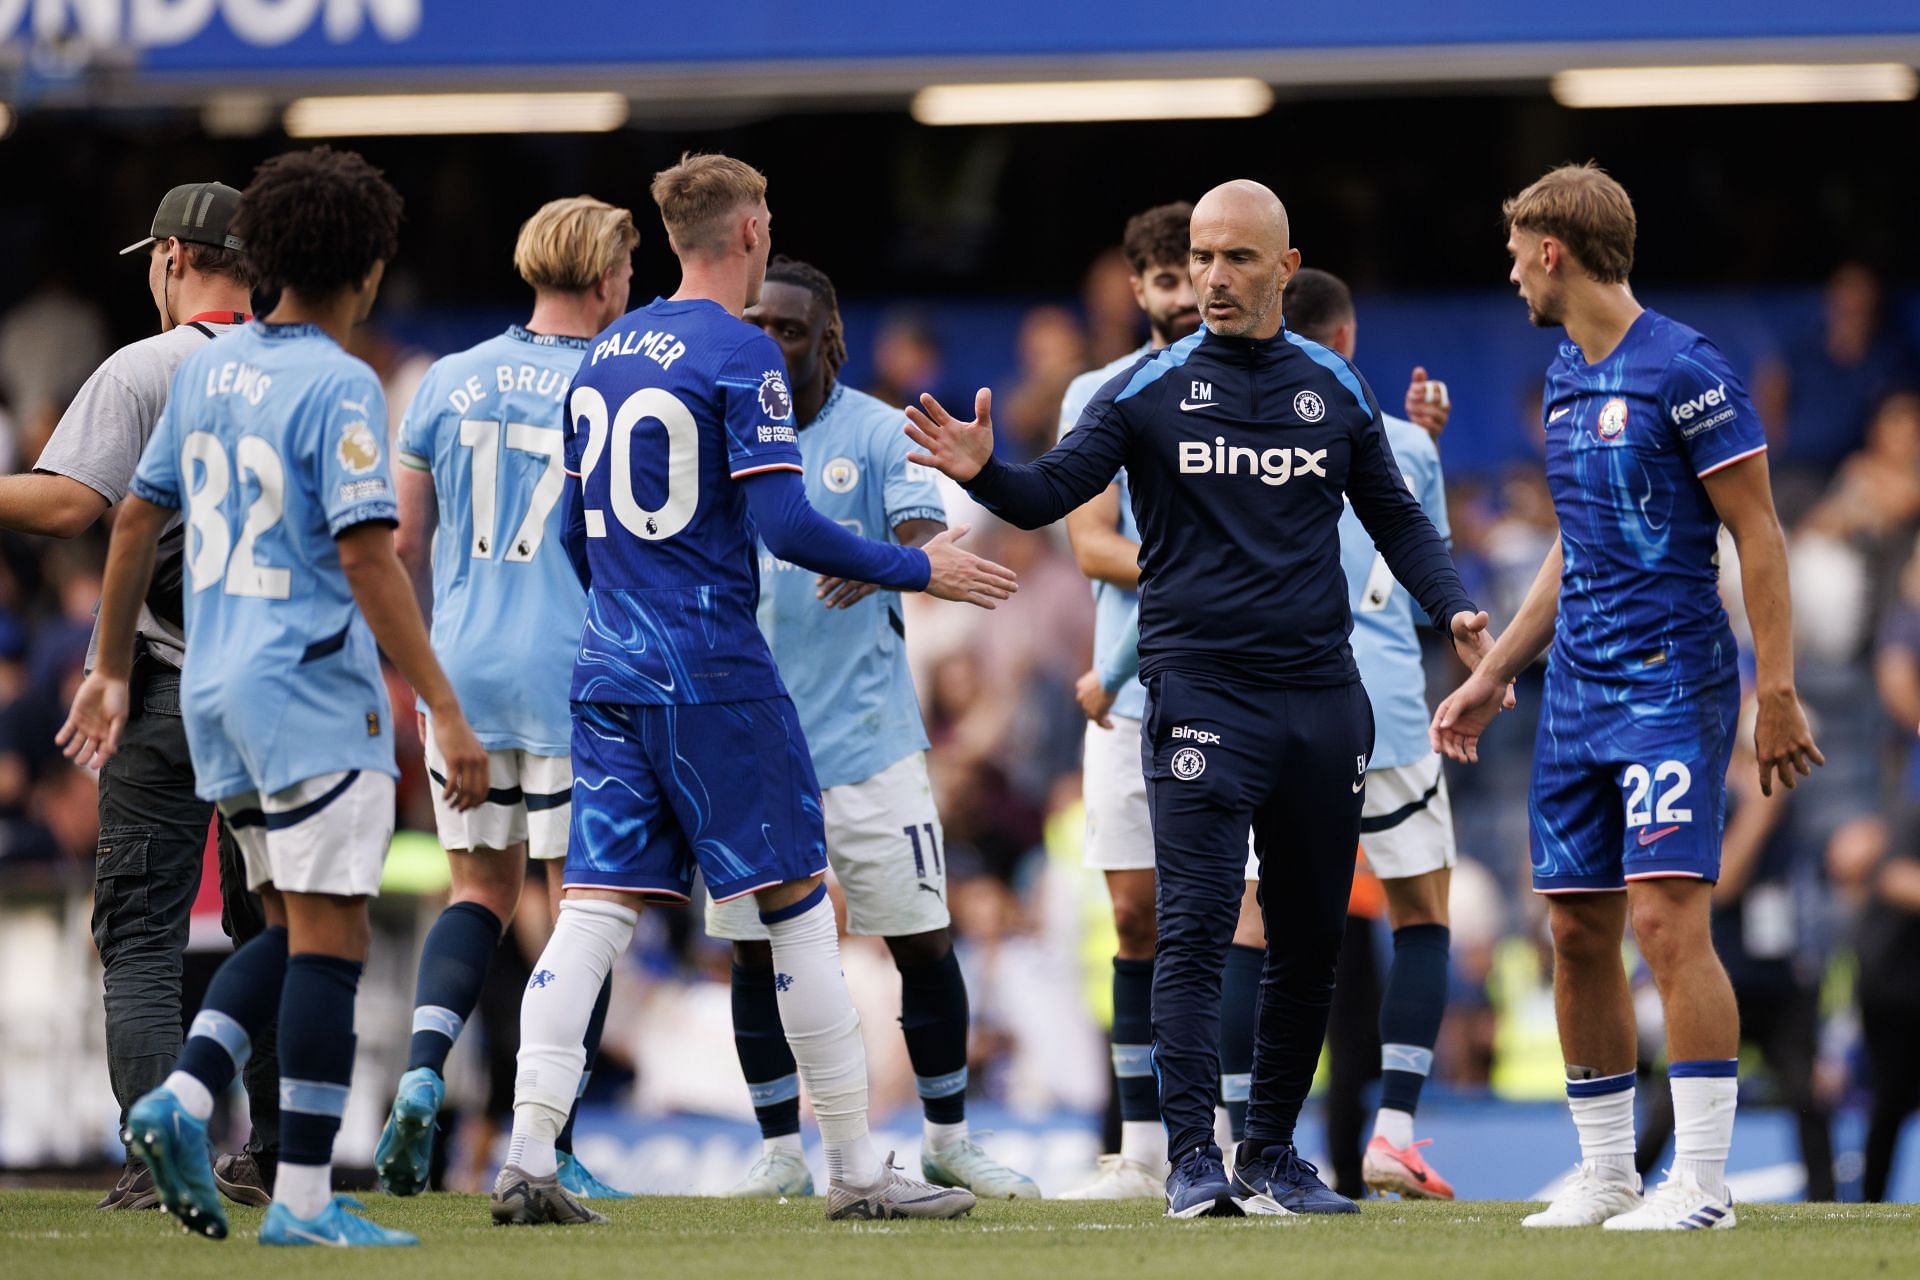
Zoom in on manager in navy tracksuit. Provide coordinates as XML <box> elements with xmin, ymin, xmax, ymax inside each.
<box><xmin>907</xmin><ymin>180</ymin><xmax>1490</xmax><ymax>1216</ymax></box>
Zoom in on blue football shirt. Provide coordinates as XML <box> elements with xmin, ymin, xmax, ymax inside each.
<box><xmin>1339</xmin><ymin>412</ymin><xmax>1448</xmax><ymax>770</ymax></box>
<box><xmin>758</xmin><ymin>382</ymin><xmax>945</xmax><ymax>790</ymax></box>
<box><xmin>1544</xmin><ymin>308</ymin><xmax>1765</xmax><ymax>695</ymax></box>
<box><xmin>566</xmin><ymin>297</ymin><xmax>804</xmax><ymax>705</ymax></box>
<box><xmin>1058</xmin><ymin>344</ymin><xmax>1150</xmax><ymax>722</ymax></box>
<box><xmin>130</xmin><ymin>321</ymin><xmax>400</xmax><ymax>800</ymax></box>
<box><xmin>397</xmin><ymin>325</ymin><xmax>588</xmax><ymax>755</ymax></box>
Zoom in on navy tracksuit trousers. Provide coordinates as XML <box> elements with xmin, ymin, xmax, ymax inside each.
<box><xmin>1143</xmin><ymin>669</ymin><xmax>1374</xmax><ymax>1162</ymax></box>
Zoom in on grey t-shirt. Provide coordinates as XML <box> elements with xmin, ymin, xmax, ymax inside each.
<box><xmin>35</xmin><ymin>321</ymin><xmax>241</xmax><ymax>670</ymax></box>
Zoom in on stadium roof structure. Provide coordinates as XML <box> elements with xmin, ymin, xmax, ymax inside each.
<box><xmin>2</xmin><ymin>0</ymin><xmax>1918</xmax><ymax>129</ymax></box>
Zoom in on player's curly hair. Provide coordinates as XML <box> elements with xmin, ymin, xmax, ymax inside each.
<box><xmin>234</xmin><ymin>146</ymin><xmax>402</xmax><ymax>299</ymax></box>
<box><xmin>765</xmin><ymin>255</ymin><xmax>847</xmax><ymax>385</ymax></box>
<box><xmin>1121</xmin><ymin>201</ymin><xmax>1193</xmax><ymax>276</ymax></box>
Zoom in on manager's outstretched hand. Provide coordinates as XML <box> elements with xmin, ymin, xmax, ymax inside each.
<box><xmin>905</xmin><ymin>388</ymin><xmax>996</xmax><ymax>483</ymax></box>
<box><xmin>56</xmin><ymin>671</ymin><xmax>130</xmax><ymax>771</ymax></box>
<box><xmin>921</xmin><ymin>524</ymin><xmax>1019</xmax><ymax>608</ymax></box>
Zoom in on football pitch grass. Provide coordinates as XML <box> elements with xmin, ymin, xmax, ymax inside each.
<box><xmin>4</xmin><ymin>1193</ymin><xmax>1919</xmax><ymax>1280</ymax></box>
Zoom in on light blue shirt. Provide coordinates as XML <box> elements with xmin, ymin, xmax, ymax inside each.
<box><xmin>1059</xmin><ymin>344</ymin><xmax>1151</xmax><ymax>722</ymax></box>
<box><xmin>131</xmin><ymin>322</ymin><xmax>400</xmax><ymax>800</ymax></box>
<box><xmin>1338</xmin><ymin>412</ymin><xmax>1448</xmax><ymax>770</ymax></box>
<box><xmin>1097</xmin><ymin>411</ymin><xmax>1447</xmax><ymax>771</ymax></box>
<box><xmin>397</xmin><ymin>326</ymin><xmax>588</xmax><ymax>755</ymax></box>
<box><xmin>758</xmin><ymin>382</ymin><xmax>946</xmax><ymax>789</ymax></box>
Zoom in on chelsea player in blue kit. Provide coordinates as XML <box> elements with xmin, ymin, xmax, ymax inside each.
<box><xmin>374</xmin><ymin>197</ymin><xmax>639</xmax><ymax>1202</ymax></box>
<box><xmin>909</xmin><ymin>181</ymin><xmax>1491</xmax><ymax>1218</ymax></box>
<box><xmin>495</xmin><ymin>155</ymin><xmax>1013</xmax><ymax>1225</ymax></box>
<box><xmin>1434</xmin><ymin>164</ymin><xmax>1823</xmax><ymax>1230</ymax></box>
<box><xmin>60</xmin><ymin>147</ymin><xmax>491</xmax><ymax>1247</ymax></box>
<box><xmin>712</xmin><ymin>257</ymin><xmax>1038</xmax><ymax>1201</ymax></box>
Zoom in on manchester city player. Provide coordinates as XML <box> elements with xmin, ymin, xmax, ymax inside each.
<box><xmin>1432</xmin><ymin>163</ymin><xmax>1823</xmax><ymax>1230</ymax></box>
<box><xmin>60</xmin><ymin>146</ymin><xmax>491</xmax><ymax>1247</ymax></box>
<box><xmin>1055</xmin><ymin>202</ymin><xmax>1200</xmax><ymax>1200</ymax></box>
<box><xmin>908</xmin><ymin>180</ymin><xmax>1490</xmax><ymax>1218</ymax></box>
<box><xmin>1086</xmin><ymin>267</ymin><xmax>1470</xmax><ymax>1200</ymax></box>
<box><xmin>494</xmin><ymin>154</ymin><xmax>1013</xmax><ymax>1226</ymax></box>
<box><xmin>374</xmin><ymin>196</ymin><xmax>639</xmax><ymax>1202</ymax></box>
<box><xmin>709</xmin><ymin>256</ymin><xmax>1038</xmax><ymax>1201</ymax></box>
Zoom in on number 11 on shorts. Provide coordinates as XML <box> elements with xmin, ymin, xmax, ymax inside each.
<box><xmin>904</xmin><ymin>822</ymin><xmax>941</xmax><ymax>877</ymax></box>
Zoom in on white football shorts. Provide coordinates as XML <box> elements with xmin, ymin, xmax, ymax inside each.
<box><xmin>1357</xmin><ymin>754</ymin><xmax>1457</xmax><ymax>881</ymax></box>
<box><xmin>220</xmin><ymin>769</ymin><xmax>396</xmax><ymax>897</ymax></box>
<box><xmin>706</xmin><ymin>751</ymin><xmax>950</xmax><ymax>941</ymax></box>
<box><xmin>424</xmin><ymin>736</ymin><xmax>571</xmax><ymax>860</ymax></box>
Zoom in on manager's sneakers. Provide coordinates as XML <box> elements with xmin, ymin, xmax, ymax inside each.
<box><xmin>1230</xmin><ymin>1141</ymin><xmax>1359</xmax><ymax>1215</ymax></box>
<box><xmin>921</xmin><ymin>1137</ymin><xmax>1041</xmax><ymax>1200</ymax></box>
<box><xmin>96</xmin><ymin>1160</ymin><xmax>160</xmax><ymax>1211</ymax></box>
<box><xmin>558</xmin><ymin>1149</ymin><xmax>636</xmax><ymax>1199</ymax></box>
<box><xmin>1362</xmin><ymin>1135</ymin><xmax>1455</xmax><ymax>1200</ymax></box>
<box><xmin>1603</xmin><ymin>1170</ymin><xmax>1736</xmax><ymax>1231</ymax></box>
<box><xmin>125</xmin><ymin>1087</ymin><xmax>227</xmax><ymax>1240</ymax></box>
<box><xmin>827</xmin><ymin>1152</ymin><xmax>977</xmax><ymax>1220</ymax></box>
<box><xmin>214</xmin><ymin>1149</ymin><xmax>274</xmax><ymax>1207</ymax></box>
<box><xmin>1165</xmin><ymin>1144</ymin><xmax>1241</xmax><ymax>1218</ymax></box>
<box><xmin>1522</xmin><ymin>1163</ymin><xmax>1643</xmax><ymax>1228</ymax></box>
<box><xmin>1059</xmin><ymin>1154</ymin><xmax>1166</xmax><ymax>1200</ymax></box>
<box><xmin>490</xmin><ymin>1164</ymin><xmax>608</xmax><ymax>1226</ymax></box>
<box><xmin>261</xmin><ymin>1196</ymin><xmax>418</xmax><ymax>1247</ymax></box>
<box><xmin>373</xmin><ymin>1067</ymin><xmax>443</xmax><ymax>1197</ymax></box>
<box><xmin>727</xmin><ymin>1148</ymin><xmax>816</xmax><ymax>1198</ymax></box>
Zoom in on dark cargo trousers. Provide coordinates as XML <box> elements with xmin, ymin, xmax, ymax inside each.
<box><xmin>92</xmin><ymin>648</ymin><xmax>277</xmax><ymax>1153</ymax></box>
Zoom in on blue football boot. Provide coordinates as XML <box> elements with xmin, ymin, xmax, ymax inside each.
<box><xmin>374</xmin><ymin>1067</ymin><xmax>443</xmax><ymax>1197</ymax></box>
<box><xmin>557</xmin><ymin>1149</ymin><xmax>635</xmax><ymax>1199</ymax></box>
<box><xmin>1230</xmin><ymin>1141</ymin><xmax>1360</xmax><ymax>1214</ymax></box>
<box><xmin>260</xmin><ymin>1195</ymin><xmax>419</xmax><ymax>1246</ymax></box>
<box><xmin>124</xmin><ymin>1087</ymin><xmax>228</xmax><ymax>1240</ymax></box>
<box><xmin>1165</xmin><ymin>1143</ymin><xmax>1242</xmax><ymax>1218</ymax></box>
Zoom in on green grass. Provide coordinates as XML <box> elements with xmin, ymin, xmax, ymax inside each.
<box><xmin>3</xmin><ymin>1192</ymin><xmax>1918</xmax><ymax>1280</ymax></box>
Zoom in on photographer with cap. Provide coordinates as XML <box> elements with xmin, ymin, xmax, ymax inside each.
<box><xmin>0</xmin><ymin>182</ymin><xmax>279</xmax><ymax>1211</ymax></box>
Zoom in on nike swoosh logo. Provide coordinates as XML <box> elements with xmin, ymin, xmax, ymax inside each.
<box><xmin>284</xmin><ymin>1226</ymin><xmax>346</xmax><ymax>1246</ymax></box>
<box><xmin>1179</xmin><ymin>399</ymin><xmax>1217</xmax><ymax>412</ymax></box>
<box><xmin>1637</xmin><ymin>825</ymin><xmax>1681</xmax><ymax>847</ymax></box>
<box><xmin>1352</xmin><ymin>778</ymin><xmax>1366</xmax><ymax>794</ymax></box>
<box><xmin>1548</xmin><ymin>406</ymin><xmax>1571</xmax><ymax>422</ymax></box>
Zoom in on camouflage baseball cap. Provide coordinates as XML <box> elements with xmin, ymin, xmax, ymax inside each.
<box><xmin>120</xmin><ymin>181</ymin><xmax>244</xmax><ymax>256</ymax></box>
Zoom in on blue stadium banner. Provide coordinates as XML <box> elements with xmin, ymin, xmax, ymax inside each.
<box><xmin>2</xmin><ymin>1</ymin><xmax>1918</xmax><ymax>75</ymax></box>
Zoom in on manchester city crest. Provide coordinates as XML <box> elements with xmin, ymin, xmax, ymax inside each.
<box><xmin>823</xmin><ymin>456</ymin><xmax>861</xmax><ymax>493</ymax></box>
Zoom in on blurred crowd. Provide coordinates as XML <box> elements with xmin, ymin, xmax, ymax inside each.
<box><xmin>3</xmin><ymin>253</ymin><xmax>1919</xmax><ymax>1199</ymax></box>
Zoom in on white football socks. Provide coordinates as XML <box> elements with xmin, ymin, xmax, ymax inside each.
<box><xmin>761</xmin><ymin>889</ymin><xmax>877</xmax><ymax>1186</ymax></box>
<box><xmin>1120</xmin><ymin>1120</ymin><xmax>1167</xmax><ymax>1171</ymax></box>
<box><xmin>1567</xmin><ymin>1071</ymin><xmax>1638</xmax><ymax>1185</ymax></box>
<box><xmin>1372</xmin><ymin>1106</ymin><xmax>1415</xmax><ymax>1150</ymax></box>
<box><xmin>507</xmin><ymin>898</ymin><xmax>638</xmax><ymax>1180</ymax></box>
<box><xmin>1671</xmin><ymin>1070</ymin><xmax>1738</xmax><ymax>1200</ymax></box>
<box><xmin>274</xmin><ymin>1161</ymin><xmax>332</xmax><ymax>1220</ymax></box>
<box><xmin>765</xmin><ymin>1133</ymin><xmax>804</xmax><ymax>1158</ymax></box>
<box><xmin>924</xmin><ymin>1119</ymin><xmax>968</xmax><ymax>1154</ymax></box>
<box><xmin>163</xmin><ymin>1071</ymin><xmax>214</xmax><ymax>1123</ymax></box>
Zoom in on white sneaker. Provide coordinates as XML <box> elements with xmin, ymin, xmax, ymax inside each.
<box><xmin>1057</xmin><ymin>1154</ymin><xmax>1167</xmax><ymax>1201</ymax></box>
<box><xmin>726</xmin><ymin>1148</ymin><xmax>815</xmax><ymax>1198</ymax></box>
<box><xmin>826</xmin><ymin>1151</ymin><xmax>977</xmax><ymax>1220</ymax></box>
<box><xmin>1603</xmin><ymin>1170</ymin><xmax>1735</xmax><ymax>1231</ymax></box>
<box><xmin>1522</xmin><ymin>1163</ymin><xmax>1643</xmax><ymax>1228</ymax></box>
<box><xmin>921</xmin><ymin>1137</ymin><xmax>1041</xmax><ymax>1199</ymax></box>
